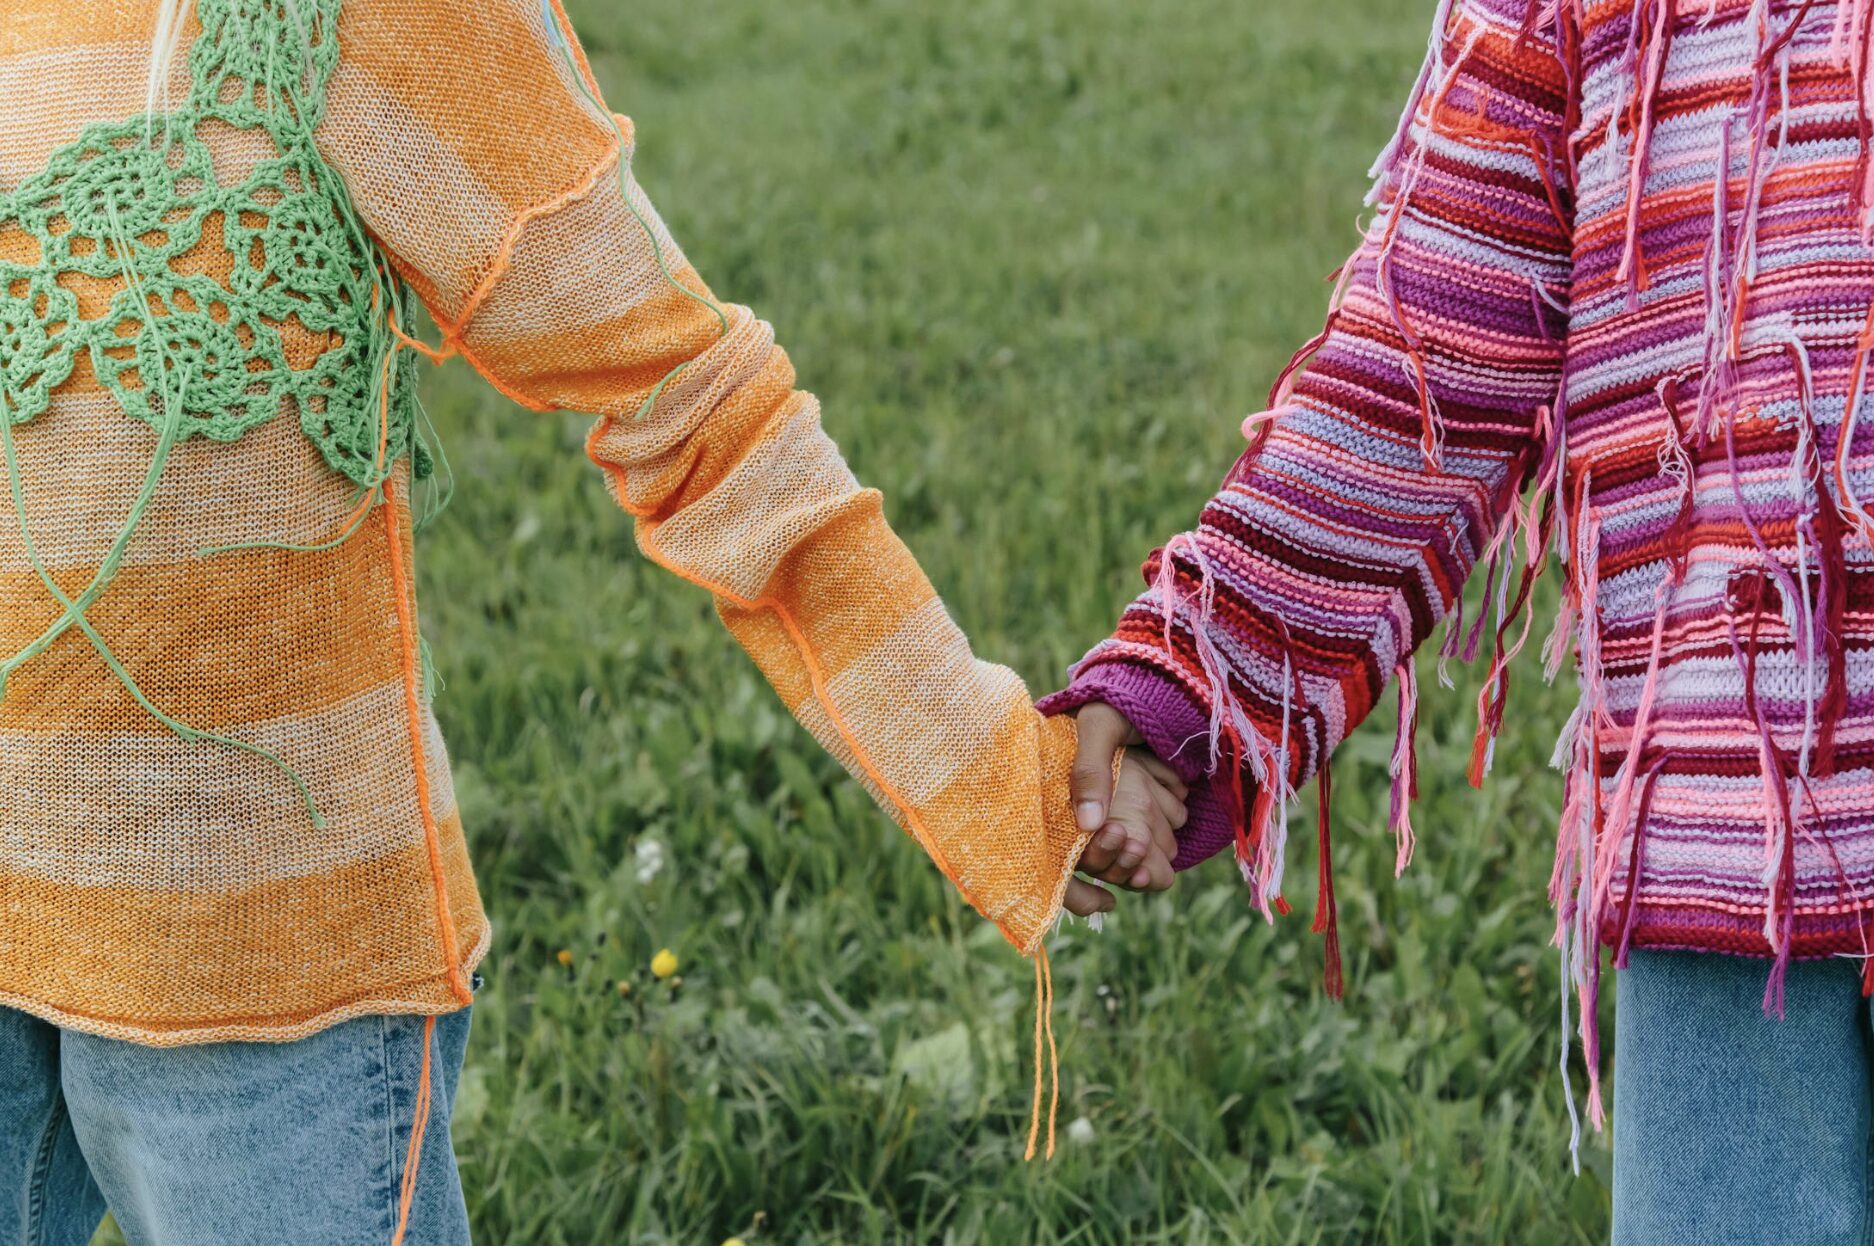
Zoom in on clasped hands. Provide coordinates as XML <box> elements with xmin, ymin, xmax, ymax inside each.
<box><xmin>1061</xmin><ymin>702</ymin><xmax>1188</xmax><ymax>919</ymax></box>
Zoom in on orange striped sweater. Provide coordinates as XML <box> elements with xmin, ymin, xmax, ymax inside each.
<box><xmin>0</xmin><ymin>0</ymin><xmax>1089</xmax><ymax>1045</ymax></box>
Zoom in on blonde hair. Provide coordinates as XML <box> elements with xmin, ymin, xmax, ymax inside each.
<box><xmin>145</xmin><ymin>0</ymin><xmax>195</xmax><ymax>127</ymax></box>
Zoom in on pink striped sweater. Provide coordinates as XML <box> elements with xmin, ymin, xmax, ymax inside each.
<box><xmin>1041</xmin><ymin>0</ymin><xmax>1874</xmax><ymax>1125</ymax></box>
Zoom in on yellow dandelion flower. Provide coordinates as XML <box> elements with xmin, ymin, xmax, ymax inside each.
<box><xmin>555</xmin><ymin>948</ymin><xmax>574</xmax><ymax>968</ymax></box>
<box><xmin>722</xmin><ymin>1238</ymin><xmax>747</xmax><ymax>1246</ymax></box>
<box><xmin>651</xmin><ymin>948</ymin><xmax>678</xmax><ymax>979</ymax></box>
<box><xmin>616</xmin><ymin>980</ymin><xmax>632</xmax><ymax>997</ymax></box>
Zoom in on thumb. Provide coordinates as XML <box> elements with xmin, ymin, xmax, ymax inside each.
<box><xmin>1071</xmin><ymin>702</ymin><xmax>1135</xmax><ymax>833</ymax></box>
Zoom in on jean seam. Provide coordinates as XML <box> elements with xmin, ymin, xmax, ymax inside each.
<box><xmin>1865</xmin><ymin>1125</ymin><xmax>1873</xmax><ymax>1246</ymax></box>
<box><xmin>377</xmin><ymin>1014</ymin><xmax>398</xmax><ymax>1240</ymax></box>
<box><xmin>1864</xmin><ymin>1081</ymin><xmax>1874</xmax><ymax>1246</ymax></box>
<box><xmin>1863</xmin><ymin>996</ymin><xmax>1874</xmax><ymax>1246</ymax></box>
<box><xmin>23</xmin><ymin>1098</ymin><xmax>69</xmax><ymax>1246</ymax></box>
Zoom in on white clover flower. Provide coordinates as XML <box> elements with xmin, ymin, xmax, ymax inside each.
<box><xmin>634</xmin><ymin>839</ymin><xmax>665</xmax><ymax>884</ymax></box>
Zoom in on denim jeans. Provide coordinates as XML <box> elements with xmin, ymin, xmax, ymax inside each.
<box><xmin>1614</xmin><ymin>948</ymin><xmax>1874</xmax><ymax>1244</ymax></box>
<box><xmin>0</xmin><ymin>1005</ymin><xmax>472</xmax><ymax>1246</ymax></box>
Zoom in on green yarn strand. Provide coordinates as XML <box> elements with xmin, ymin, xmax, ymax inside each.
<box><xmin>0</xmin><ymin>0</ymin><xmax>434</xmax><ymax>829</ymax></box>
<box><xmin>0</xmin><ymin>392</ymin><xmax>327</xmax><ymax>830</ymax></box>
<box><xmin>0</xmin><ymin>0</ymin><xmax>428</xmax><ymax>487</ymax></box>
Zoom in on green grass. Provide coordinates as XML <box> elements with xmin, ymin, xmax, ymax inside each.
<box><xmin>99</xmin><ymin>0</ymin><xmax>1612</xmax><ymax>1240</ymax></box>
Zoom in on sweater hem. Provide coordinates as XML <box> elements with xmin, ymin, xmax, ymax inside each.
<box><xmin>1603</xmin><ymin>905</ymin><xmax>1874</xmax><ymax>962</ymax></box>
<box><xmin>0</xmin><ymin>922</ymin><xmax>492</xmax><ymax>1048</ymax></box>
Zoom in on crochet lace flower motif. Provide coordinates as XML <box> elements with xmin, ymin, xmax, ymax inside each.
<box><xmin>0</xmin><ymin>0</ymin><xmax>428</xmax><ymax>487</ymax></box>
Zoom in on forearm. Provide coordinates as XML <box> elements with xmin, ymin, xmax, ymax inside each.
<box><xmin>587</xmin><ymin>323</ymin><xmax>1092</xmax><ymax>952</ymax></box>
<box><xmin>1048</xmin><ymin>0</ymin><xmax>1575</xmax><ymax>885</ymax></box>
<box><xmin>318</xmin><ymin>0</ymin><xmax>1097</xmax><ymax>953</ymax></box>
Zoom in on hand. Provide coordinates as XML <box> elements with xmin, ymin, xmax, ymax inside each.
<box><xmin>1064</xmin><ymin>749</ymin><xmax>1188</xmax><ymax>916</ymax></box>
<box><xmin>1070</xmin><ymin>701</ymin><xmax>1146</xmax><ymax>832</ymax></box>
<box><xmin>1062</xmin><ymin>703</ymin><xmax>1189</xmax><ymax>917</ymax></box>
<box><xmin>1084</xmin><ymin>748</ymin><xmax>1188</xmax><ymax>885</ymax></box>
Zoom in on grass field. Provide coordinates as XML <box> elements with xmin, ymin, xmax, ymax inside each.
<box><xmin>108</xmin><ymin>0</ymin><xmax>1612</xmax><ymax>1240</ymax></box>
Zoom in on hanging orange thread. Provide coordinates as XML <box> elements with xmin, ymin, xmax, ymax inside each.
<box><xmin>389</xmin><ymin>1016</ymin><xmax>438</xmax><ymax>1246</ymax></box>
<box><xmin>1024</xmin><ymin>946</ymin><xmax>1060</xmax><ymax>1161</ymax></box>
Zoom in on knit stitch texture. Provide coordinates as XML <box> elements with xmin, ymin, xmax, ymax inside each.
<box><xmin>0</xmin><ymin>0</ymin><xmax>1089</xmax><ymax>1046</ymax></box>
<box><xmin>1044</xmin><ymin>0</ymin><xmax>1874</xmax><ymax>1125</ymax></box>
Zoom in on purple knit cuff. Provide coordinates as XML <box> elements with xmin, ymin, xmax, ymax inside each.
<box><xmin>1036</xmin><ymin>660</ymin><xmax>1240</xmax><ymax>871</ymax></box>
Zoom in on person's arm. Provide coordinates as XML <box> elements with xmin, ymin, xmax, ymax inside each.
<box><xmin>311</xmin><ymin>0</ymin><xmax>1113</xmax><ymax>950</ymax></box>
<box><xmin>1043</xmin><ymin>0</ymin><xmax>1575</xmax><ymax>924</ymax></box>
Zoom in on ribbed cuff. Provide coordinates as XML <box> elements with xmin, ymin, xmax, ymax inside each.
<box><xmin>1037</xmin><ymin>659</ymin><xmax>1240</xmax><ymax>870</ymax></box>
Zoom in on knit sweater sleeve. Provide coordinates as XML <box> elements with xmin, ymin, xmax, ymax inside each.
<box><xmin>1040</xmin><ymin>0</ymin><xmax>1575</xmax><ymax>901</ymax></box>
<box><xmin>311</xmin><ymin>0</ymin><xmax>1090</xmax><ymax>955</ymax></box>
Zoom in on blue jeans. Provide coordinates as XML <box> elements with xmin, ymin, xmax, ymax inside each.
<box><xmin>0</xmin><ymin>1005</ymin><xmax>472</xmax><ymax>1246</ymax></box>
<box><xmin>1615</xmin><ymin>948</ymin><xmax>1874</xmax><ymax>1244</ymax></box>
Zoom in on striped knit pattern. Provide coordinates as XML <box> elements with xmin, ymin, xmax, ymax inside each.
<box><xmin>0</xmin><ymin>0</ymin><xmax>1088</xmax><ymax>1045</ymax></box>
<box><xmin>1045</xmin><ymin>0</ymin><xmax>1874</xmax><ymax>1123</ymax></box>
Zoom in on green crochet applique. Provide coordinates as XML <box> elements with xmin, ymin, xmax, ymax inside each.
<box><xmin>0</xmin><ymin>0</ymin><xmax>448</xmax><ymax>826</ymax></box>
<box><xmin>0</xmin><ymin>0</ymin><xmax>431</xmax><ymax>484</ymax></box>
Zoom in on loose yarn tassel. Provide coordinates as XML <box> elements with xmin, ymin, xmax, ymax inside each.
<box><xmin>1024</xmin><ymin>948</ymin><xmax>1060</xmax><ymax>1161</ymax></box>
<box><xmin>1784</xmin><ymin>338</ymin><xmax>1848</xmax><ymax>776</ymax></box>
<box><xmin>1833</xmin><ymin>296</ymin><xmax>1874</xmax><ymax>543</ymax></box>
<box><xmin>1722</xmin><ymin>577</ymin><xmax>1800</xmax><ymax>1013</ymax></box>
<box><xmin>1389</xmin><ymin>656</ymin><xmax>1421</xmax><ymax>876</ymax></box>
<box><xmin>1590</xmin><ymin>579</ymin><xmax>1672</xmax><ymax>932</ymax></box>
<box><xmin>1469</xmin><ymin>480</ymin><xmax>1558</xmax><ymax>787</ymax></box>
<box><xmin>1369</xmin><ymin>11</ymin><xmax>1486</xmax><ymax>472</ymax></box>
<box><xmin>390</xmin><ymin>1016</ymin><xmax>439</xmax><ymax>1246</ymax></box>
<box><xmin>1550</xmin><ymin>487</ymin><xmax>1613</xmax><ymax>1150</ymax></box>
<box><xmin>1614</xmin><ymin>758</ymin><xmax>1668</xmax><ymax>968</ymax></box>
<box><xmin>1438</xmin><ymin>593</ymin><xmax>1466</xmax><ymax>689</ymax></box>
<box><xmin>1617</xmin><ymin>0</ymin><xmax>1675</xmax><ymax>300</ymax></box>
<box><xmin>1590</xmin><ymin>381</ymin><xmax>1693</xmax><ymax>923</ymax></box>
<box><xmin>1248</xmin><ymin>309</ymin><xmax>1346</xmax><ymax>454</ymax></box>
<box><xmin>1149</xmin><ymin>533</ymin><xmax>1296</xmax><ymax>921</ymax></box>
<box><xmin>1313</xmin><ymin>756</ymin><xmax>1343</xmax><ymax>999</ymax></box>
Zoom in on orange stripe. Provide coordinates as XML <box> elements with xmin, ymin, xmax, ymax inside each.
<box><xmin>447</xmin><ymin>284</ymin><xmax>758</xmax><ymax>422</ymax></box>
<box><xmin>461</xmin><ymin>286</ymin><xmax>724</xmax><ymax>408</ymax></box>
<box><xmin>755</xmin><ymin>510</ymin><xmax>938</xmax><ymax>677</ymax></box>
<box><xmin>0</xmin><ymin>4</ymin><xmax>159</xmax><ymax>55</ymax></box>
<box><xmin>0</xmin><ymin>530</ymin><xmax>405</xmax><ymax>732</ymax></box>
<box><xmin>0</xmin><ymin>810</ymin><xmax>485</xmax><ymax>1034</ymax></box>
<box><xmin>333</xmin><ymin>0</ymin><xmax>614</xmax><ymax>214</ymax></box>
<box><xmin>443</xmin><ymin>140</ymin><xmax>628</xmax><ymax>340</ymax></box>
<box><xmin>585</xmin><ymin>343</ymin><xmax>798</xmax><ymax>521</ymax></box>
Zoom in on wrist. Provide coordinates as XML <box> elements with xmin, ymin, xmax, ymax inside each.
<box><xmin>1040</xmin><ymin>659</ymin><xmax>1241</xmax><ymax>871</ymax></box>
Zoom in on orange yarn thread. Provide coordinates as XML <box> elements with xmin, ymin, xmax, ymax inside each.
<box><xmin>381</xmin><ymin>484</ymin><xmax>472</xmax><ymax>1005</ymax></box>
<box><xmin>1024</xmin><ymin>947</ymin><xmax>1060</xmax><ymax>1161</ymax></box>
<box><xmin>389</xmin><ymin>1015</ymin><xmax>439</xmax><ymax>1246</ymax></box>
